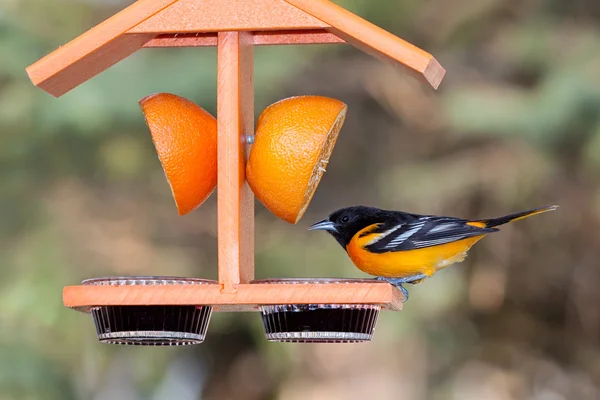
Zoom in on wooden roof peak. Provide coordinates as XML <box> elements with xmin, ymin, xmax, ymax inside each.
<box><xmin>27</xmin><ymin>0</ymin><xmax>445</xmax><ymax>97</ymax></box>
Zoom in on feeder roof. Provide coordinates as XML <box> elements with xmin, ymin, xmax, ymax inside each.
<box><xmin>26</xmin><ymin>0</ymin><xmax>445</xmax><ymax>97</ymax></box>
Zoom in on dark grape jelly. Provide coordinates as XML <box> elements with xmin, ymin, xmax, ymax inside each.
<box><xmin>82</xmin><ymin>276</ymin><xmax>216</xmax><ymax>346</ymax></box>
<box><xmin>254</xmin><ymin>279</ymin><xmax>381</xmax><ymax>343</ymax></box>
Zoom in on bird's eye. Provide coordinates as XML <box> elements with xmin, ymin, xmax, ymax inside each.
<box><xmin>340</xmin><ymin>215</ymin><xmax>350</xmax><ymax>223</ymax></box>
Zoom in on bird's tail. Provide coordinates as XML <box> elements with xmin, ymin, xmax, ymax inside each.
<box><xmin>469</xmin><ymin>205</ymin><xmax>558</xmax><ymax>228</ymax></box>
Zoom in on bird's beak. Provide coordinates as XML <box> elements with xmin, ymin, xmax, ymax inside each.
<box><xmin>308</xmin><ymin>219</ymin><xmax>338</xmax><ymax>233</ymax></box>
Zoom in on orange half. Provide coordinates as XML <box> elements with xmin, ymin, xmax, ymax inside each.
<box><xmin>246</xmin><ymin>95</ymin><xmax>347</xmax><ymax>223</ymax></box>
<box><xmin>139</xmin><ymin>93</ymin><xmax>218</xmax><ymax>215</ymax></box>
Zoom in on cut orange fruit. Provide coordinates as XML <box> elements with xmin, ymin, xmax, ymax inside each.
<box><xmin>139</xmin><ymin>93</ymin><xmax>217</xmax><ymax>215</ymax></box>
<box><xmin>246</xmin><ymin>95</ymin><xmax>347</xmax><ymax>223</ymax></box>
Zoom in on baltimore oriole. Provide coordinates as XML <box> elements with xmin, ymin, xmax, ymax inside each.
<box><xmin>309</xmin><ymin>205</ymin><xmax>558</xmax><ymax>300</ymax></box>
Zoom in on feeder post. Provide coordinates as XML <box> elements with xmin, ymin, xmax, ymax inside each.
<box><xmin>216</xmin><ymin>31</ymin><xmax>255</xmax><ymax>293</ymax></box>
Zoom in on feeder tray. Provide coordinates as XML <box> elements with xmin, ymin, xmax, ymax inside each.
<box><xmin>257</xmin><ymin>278</ymin><xmax>380</xmax><ymax>343</ymax></box>
<box><xmin>83</xmin><ymin>277</ymin><xmax>215</xmax><ymax>346</ymax></box>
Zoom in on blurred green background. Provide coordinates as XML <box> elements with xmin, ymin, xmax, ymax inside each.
<box><xmin>2</xmin><ymin>0</ymin><xmax>600</xmax><ymax>399</ymax></box>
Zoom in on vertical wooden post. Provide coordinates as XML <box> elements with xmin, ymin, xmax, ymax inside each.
<box><xmin>217</xmin><ymin>31</ymin><xmax>255</xmax><ymax>293</ymax></box>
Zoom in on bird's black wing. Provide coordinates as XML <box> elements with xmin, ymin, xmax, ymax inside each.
<box><xmin>364</xmin><ymin>217</ymin><xmax>498</xmax><ymax>253</ymax></box>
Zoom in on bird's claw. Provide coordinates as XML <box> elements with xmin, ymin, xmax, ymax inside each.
<box><xmin>397</xmin><ymin>284</ymin><xmax>409</xmax><ymax>301</ymax></box>
<box><xmin>375</xmin><ymin>274</ymin><xmax>428</xmax><ymax>302</ymax></box>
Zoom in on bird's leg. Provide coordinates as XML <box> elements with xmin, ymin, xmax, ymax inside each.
<box><xmin>375</xmin><ymin>274</ymin><xmax>428</xmax><ymax>302</ymax></box>
<box><xmin>376</xmin><ymin>273</ymin><xmax>428</xmax><ymax>284</ymax></box>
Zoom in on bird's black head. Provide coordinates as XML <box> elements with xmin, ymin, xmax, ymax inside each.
<box><xmin>308</xmin><ymin>206</ymin><xmax>385</xmax><ymax>248</ymax></box>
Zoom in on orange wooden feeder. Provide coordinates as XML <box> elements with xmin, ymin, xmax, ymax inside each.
<box><xmin>27</xmin><ymin>0</ymin><xmax>445</xmax><ymax>344</ymax></box>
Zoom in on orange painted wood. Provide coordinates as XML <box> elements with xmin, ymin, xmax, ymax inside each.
<box><xmin>28</xmin><ymin>0</ymin><xmax>444</xmax><ymax>97</ymax></box>
<box><xmin>63</xmin><ymin>282</ymin><xmax>404</xmax><ymax>311</ymax></box>
<box><xmin>26</xmin><ymin>0</ymin><xmax>178</xmax><ymax>97</ymax></box>
<box><xmin>252</xmin><ymin>29</ymin><xmax>343</xmax><ymax>45</ymax></box>
<box><xmin>283</xmin><ymin>0</ymin><xmax>446</xmax><ymax>89</ymax></box>
<box><xmin>128</xmin><ymin>0</ymin><xmax>329</xmax><ymax>34</ymax></box>
<box><xmin>217</xmin><ymin>32</ymin><xmax>255</xmax><ymax>293</ymax></box>
<box><xmin>143</xmin><ymin>30</ymin><xmax>344</xmax><ymax>47</ymax></box>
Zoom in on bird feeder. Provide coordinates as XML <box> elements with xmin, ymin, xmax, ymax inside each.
<box><xmin>27</xmin><ymin>0</ymin><xmax>445</xmax><ymax>345</ymax></box>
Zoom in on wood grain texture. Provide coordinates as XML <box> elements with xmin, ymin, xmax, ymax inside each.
<box><xmin>129</xmin><ymin>0</ymin><xmax>329</xmax><ymax>33</ymax></box>
<box><xmin>26</xmin><ymin>0</ymin><xmax>178</xmax><ymax>97</ymax></box>
<box><xmin>63</xmin><ymin>282</ymin><xmax>404</xmax><ymax>311</ymax></box>
<box><xmin>283</xmin><ymin>0</ymin><xmax>446</xmax><ymax>89</ymax></box>
<box><xmin>28</xmin><ymin>0</ymin><xmax>444</xmax><ymax>97</ymax></box>
<box><xmin>143</xmin><ymin>30</ymin><xmax>344</xmax><ymax>47</ymax></box>
<box><xmin>217</xmin><ymin>32</ymin><xmax>255</xmax><ymax>293</ymax></box>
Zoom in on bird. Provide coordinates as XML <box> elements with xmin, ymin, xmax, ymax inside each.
<box><xmin>308</xmin><ymin>205</ymin><xmax>558</xmax><ymax>301</ymax></box>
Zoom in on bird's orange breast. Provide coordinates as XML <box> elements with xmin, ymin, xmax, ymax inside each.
<box><xmin>346</xmin><ymin>230</ymin><xmax>486</xmax><ymax>278</ymax></box>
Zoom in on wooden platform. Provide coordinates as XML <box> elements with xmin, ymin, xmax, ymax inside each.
<box><xmin>63</xmin><ymin>279</ymin><xmax>404</xmax><ymax>312</ymax></box>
